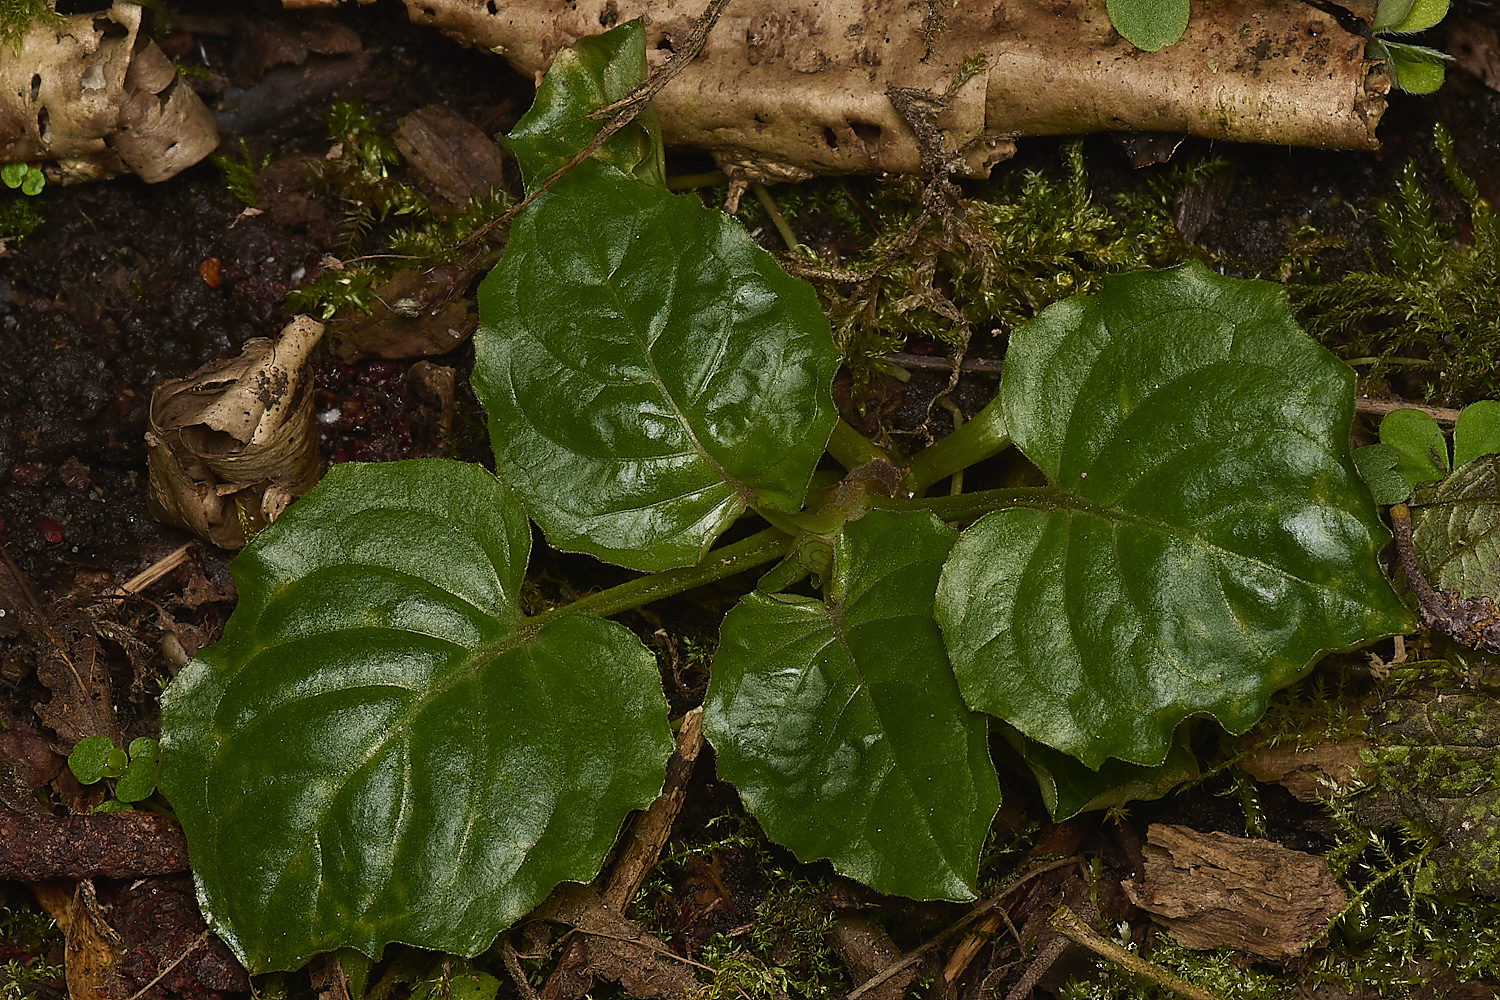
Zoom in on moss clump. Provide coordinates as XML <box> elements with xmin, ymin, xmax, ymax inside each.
<box><xmin>0</xmin><ymin>0</ymin><xmax>63</xmax><ymax>50</ymax></box>
<box><xmin>776</xmin><ymin>141</ymin><xmax>1186</xmax><ymax>379</ymax></box>
<box><xmin>1293</xmin><ymin>123</ymin><xmax>1500</xmax><ymax>405</ymax></box>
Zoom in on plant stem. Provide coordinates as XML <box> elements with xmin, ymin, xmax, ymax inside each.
<box><xmin>530</xmin><ymin>526</ymin><xmax>793</xmax><ymax>624</ymax></box>
<box><xmin>827</xmin><ymin>420</ymin><xmax>891</xmax><ymax>470</ymax></box>
<box><xmin>904</xmin><ymin>394</ymin><xmax>1012</xmax><ymax>495</ymax></box>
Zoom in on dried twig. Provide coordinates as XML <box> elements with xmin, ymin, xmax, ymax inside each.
<box><xmin>1048</xmin><ymin>905</ymin><xmax>1224</xmax><ymax>1000</ymax></box>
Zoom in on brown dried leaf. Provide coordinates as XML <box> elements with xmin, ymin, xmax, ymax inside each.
<box><xmin>145</xmin><ymin>316</ymin><xmax>324</xmax><ymax>549</ymax></box>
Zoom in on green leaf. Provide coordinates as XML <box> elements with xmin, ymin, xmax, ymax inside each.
<box><xmin>1411</xmin><ymin>454</ymin><xmax>1500</xmax><ymax>598</ymax></box>
<box><xmin>704</xmin><ymin>510</ymin><xmax>1000</xmax><ymax>902</ymax></box>
<box><xmin>1106</xmin><ymin>0</ymin><xmax>1190</xmax><ymax>52</ymax></box>
<box><xmin>68</xmin><ymin>734</ymin><xmax>119</xmax><ymax>785</ymax></box>
<box><xmin>474</xmin><ymin>159</ymin><xmax>838</xmax><ymax>572</ymax></box>
<box><xmin>1376</xmin><ymin>0</ymin><xmax>1448</xmax><ymax>33</ymax></box>
<box><xmin>1379</xmin><ymin>408</ymin><xmax>1449</xmax><ymax>487</ymax></box>
<box><xmin>20</xmin><ymin>167</ymin><xmax>42</xmax><ymax>197</ymax></box>
<box><xmin>937</xmin><ymin>262</ymin><xmax>1414</xmax><ymax>768</ymax></box>
<box><xmin>501</xmin><ymin>20</ymin><xmax>665</xmax><ymax>192</ymax></box>
<box><xmin>1001</xmin><ymin>726</ymin><xmax>1198</xmax><ymax>822</ymax></box>
<box><xmin>1453</xmin><ymin>401</ymin><xmax>1500</xmax><ymax>469</ymax></box>
<box><xmin>1383</xmin><ymin>41</ymin><xmax>1451</xmax><ymax>94</ymax></box>
<box><xmin>1354</xmin><ymin>443</ymin><xmax>1414</xmax><ymax>505</ymax></box>
<box><xmin>113</xmin><ymin>737</ymin><xmax>159</xmax><ymax>803</ymax></box>
<box><xmin>158</xmin><ymin>459</ymin><xmax>673</xmax><ymax>973</ymax></box>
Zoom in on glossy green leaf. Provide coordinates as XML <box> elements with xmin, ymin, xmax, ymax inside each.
<box><xmin>500</xmin><ymin>20</ymin><xmax>665</xmax><ymax>192</ymax></box>
<box><xmin>1453</xmin><ymin>401</ymin><xmax>1500</xmax><ymax>469</ymax></box>
<box><xmin>704</xmin><ymin>511</ymin><xmax>1000</xmax><ymax>902</ymax></box>
<box><xmin>158</xmin><ymin>460</ymin><xmax>672</xmax><ymax>973</ymax></box>
<box><xmin>1411</xmin><ymin>454</ymin><xmax>1500</xmax><ymax>598</ymax></box>
<box><xmin>1001</xmin><ymin>725</ymin><xmax>1198</xmax><ymax>822</ymax></box>
<box><xmin>1106</xmin><ymin>0</ymin><xmax>1190</xmax><ymax>52</ymax></box>
<box><xmin>474</xmin><ymin>158</ymin><xmax>838</xmax><ymax>571</ymax></box>
<box><xmin>938</xmin><ymin>262</ymin><xmax>1414</xmax><ymax>768</ymax></box>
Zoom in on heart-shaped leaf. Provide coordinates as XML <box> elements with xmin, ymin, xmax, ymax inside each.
<box><xmin>474</xmin><ymin>159</ymin><xmax>838</xmax><ymax>571</ymax></box>
<box><xmin>937</xmin><ymin>262</ymin><xmax>1414</xmax><ymax>768</ymax></box>
<box><xmin>704</xmin><ymin>511</ymin><xmax>1000</xmax><ymax>902</ymax></box>
<box><xmin>158</xmin><ymin>460</ymin><xmax>672</xmax><ymax>973</ymax></box>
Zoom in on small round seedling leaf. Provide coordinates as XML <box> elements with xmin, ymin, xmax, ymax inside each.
<box><xmin>1454</xmin><ymin>401</ymin><xmax>1500</xmax><ymax>470</ymax></box>
<box><xmin>1384</xmin><ymin>42</ymin><xmax>1450</xmax><ymax>94</ymax></box>
<box><xmin>475</xmin><ymin>159</ymin><xmax>838</xmax><ymax>572</ymax></box>
<box><xmin>1354</xmin><ymin>443</ymin><xmax>1414</xmax><ymax>505</ymax></box>
<box><xmin>938</xmin><ymin>262</ymin><xmax>1414</xmax><ymax>768</ymax></box>
<box><xmin>68</xmin><ymin>734</ymin><xmax>119</xmax><ymax>785</ymax></box>
<box><xmin>1106</xmin><ymin>0</ymin><xmax>1190</xmax><ymax>51</ymax></box>
<box><xmin>158</xmin><ymin>460</ymin><xmax>673</xmax><ymax>973</ymax></box>
<box><xmin>1381</xmin><ymin>408</ymin><xmax>1449</xmax><ymax>487</ymax></box>
<box><xmin>114</xmin><ymin>738</ymin><xmax>159</xmax><ymax>803</ymax></box>
<box><xmin>705</xmin><ymin>511</ymin><xmax>1000</xmax><ymax>902</ymax></box>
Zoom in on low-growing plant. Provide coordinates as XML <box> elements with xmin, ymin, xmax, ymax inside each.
<box><xmin>158</xmin><ymin>20</ymin><xmax>1414</xmax><ymax>975</ymax></box>
<box><xmin>67</xmin><ymin>734</ymin><xmax>160</xmax><ymax>812</ymax></box>
<box><xmin>0</xmin><ymin>160</ymin><xmax>44</xmax><ymax>242</ymax></box>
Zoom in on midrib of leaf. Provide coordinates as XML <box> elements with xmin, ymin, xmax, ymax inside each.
<box><xmin>822</xmin><ymin>572</ymin><xmax>967</xmax><ymax>870</ymax></box>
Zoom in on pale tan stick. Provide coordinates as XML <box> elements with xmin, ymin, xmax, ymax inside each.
<box><xmin>1049</xmin><ymin>905</ymin><xmax>1224</xmax><ymax>1000</ymax></box>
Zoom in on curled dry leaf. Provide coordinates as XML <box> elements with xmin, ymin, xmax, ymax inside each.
<box><xmin>0</xmin><ymin>2</ymin><xmax>219</xmax><ymax>183</ymax></box>
<box><xmin>146</xmin><ymin>316</ymin><xmax>325</xmax><ymax>549</ymax></box>
<box><xmin>392</xmin><ymin>0</ymin><xmax>1386</xmax><ymax>182</ymax></box>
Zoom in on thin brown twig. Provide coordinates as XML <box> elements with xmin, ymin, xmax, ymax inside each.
<box><xmin>845</xmin><ymin>855</ymin><xmax>1080</xmax><ymax>1000</ymax></box>
<box><xmin>1354</xmin><ymin>397</ymin><xmax>1461</xmax><ymax>426</ymax></box>
<box><xmin>1048</xmin><ymin>905</ymin><xmax>1225</xmax><ymax>1000</ymax></box>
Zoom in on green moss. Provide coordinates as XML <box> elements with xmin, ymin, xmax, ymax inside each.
<box><xmin>781</xmin><ymin>141</ymin><xmax>1187</xmax><ymax>378</ymax></box>
<box><xmin>1293</xmin><ymin>123</ymin><xmax>1500</xmax><ymax>405</ymax></box>
<box><xmin>0</xmin><ymin>0</ymin><xmax>64</xmax><ymax>50</ymax></box>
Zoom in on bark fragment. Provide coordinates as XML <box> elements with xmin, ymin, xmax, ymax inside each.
<box><xmin>0</xmin><ymin>2</ymin><xmax>219</xmax><ymax>183</ymax></box>
<box><xmin>0</xmin><ymin>809</ymin><xmax>190</xmax><ymax>880</ymax></box>
<box><xmin>377</xmin><ymin>0</ymin><xmax>1386</xmax><ymax>182</ymax></box>
<box><xmin>1122</xmin><ymin>823</ymin><xmax>1345</xmax><ymax>960</ymax></box>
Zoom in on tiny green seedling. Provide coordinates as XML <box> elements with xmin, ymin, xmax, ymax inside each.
<box><xmin>67</xmin><ymin>734</ymin><xmax>161</xmax><ymax>813</ymax></box>
<box><xmin>1354</xmin><ymin>400</ymin><xmax>1500</xmax><ymax>504</ymax></box>
<box><xmin>1</xmin><ymin>162</ymin><xmax>43</xmax><ymax>197</ymax></box>
<box><xmin>1369</xmin><ymin>0</ymin><xmax>1453</xmax><ymax>93</ymax></box>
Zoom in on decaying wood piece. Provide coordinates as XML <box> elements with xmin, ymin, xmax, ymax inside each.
<box><xmin>372</xmin><ymin>0</ymin><xmax>1385</xmax><ymax>182</ymax></box>
<box><xmin>1236</xmin><ymin>736</ymin><xmax>1370</xmax><ymax>802</ymax></box>
<box><xmin>0</xmin><ymin>2</ymin><xmax>219</xmax><ymax>183</ymax></box>
<box><xmin>1122</xmin><ymin>823</ymin><xmax>1345</xmax><ymax>960</ymax></box>
<box><xmin>145</xmin><ymin>316</ymin><xmax>325</xmax><ymax>549</ymax></box>
<box><xmin>0</xmin><ymin>809</ymin><xmax>189</xmax><ymax>880</ymax></box>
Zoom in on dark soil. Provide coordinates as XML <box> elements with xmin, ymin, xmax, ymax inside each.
<box><xmin>3</xmin><ymin>2</ymin><xmax>1500</xmax><ymax>999</ymax></box>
